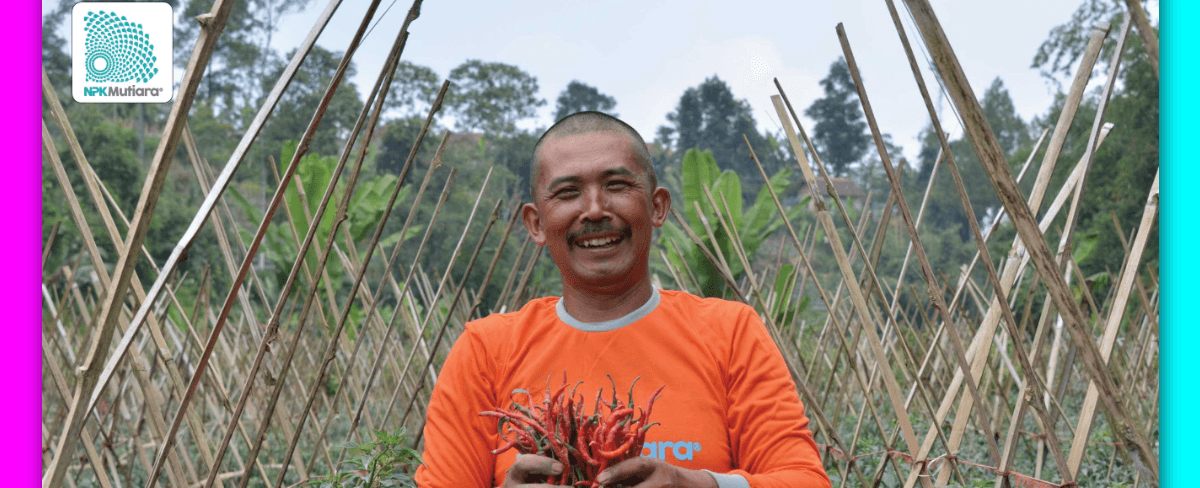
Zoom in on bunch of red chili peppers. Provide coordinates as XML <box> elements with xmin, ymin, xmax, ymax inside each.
<box><xmin>480</xmin><ymin>374</ymin><xmax>664</xmax><ymax>487</ymax></box>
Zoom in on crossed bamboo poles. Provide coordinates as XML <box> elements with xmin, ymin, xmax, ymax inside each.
<box><xmin>41</xmin><ymin>0</ymin><xmax>1159</xmax><ymax>486</ymax></box>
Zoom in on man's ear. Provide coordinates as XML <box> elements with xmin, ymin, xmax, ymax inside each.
<box><xmin>521</xmin><ymin>202</ymin><xmax>547</xmax><ymax>246</ymax></box>
<box><xmin>650</xmin><ymin>186</ymin><xmax>671</xmax><ymax>227</ymax></box>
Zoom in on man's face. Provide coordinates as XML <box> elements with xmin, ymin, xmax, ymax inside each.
<box><xmin>522</xmin><ymin>131</ymin><xmax>670</xmax><ymax>292</ymax></box>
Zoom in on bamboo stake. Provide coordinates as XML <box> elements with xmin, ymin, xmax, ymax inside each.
<box><xmin>987</xmin><ymin>17</ymin><xmax>1136</xmax><ymax>478</ymax></box>
<box><xmin>743</xmin><ymin>132</ymin><xmax>896</xmax><ymax>488</ymax></box>
<box><xmin>351</xmin><ymin>167</ymin><xmax>456</xmax><ymax>441</ymax></box>
<box><xmin>886</xmin><ymin>2</ymin><xmax>1101</xmax><ymax>483</ymax></box>
<box><xmin>838</xmin><ymin>21</ymin><xmax>1010</xmax><ymax>469</ymax></box>
<box><xmin>51</xmin><ymin>109</ymin><xmax>231</xmax><ymax>480</ymax></box>
<box><xmin>268</xmin><ymin>69</ymin><xmax>448</xmax><ymax>488</ymax></box>
<box><xmin>153</xmin><ymin>1</ymin><xmax>391</xmax><ymax>486</ymax></box>
<box><xmin>508</xmin><ymin>241</ymin><xmax>545</xmax><ymax>312</ymax></box>
<box><xmin>1123</xmin><ymin>0</ymin><xmax>1159</xmax><ymax>79</ymax></box>
<box><xmin>307</xmin><ymin>138</ymin><xmax>453</xmax><ymax>474</ymax></box>
<box><xmin>44</xmin><ymin>0</ymin><xmax>238</xmax><ymax>480</ymax></box>
<box><xmin>380</xmin><ymin>167</ymin><xmax>494</xmax><ymax>428</ymax></box>
<box><xmin>229</xmin><ymin>29</ymin><xmax>432</xmax><ymax>488</ymax></box>
<box><xmin>408</xmin><ymin>201</ymin><xmax>523</xmax><ymax>449</ymax></box>
<box><xmin>900</xmin><ymin>0</ymin><xmax>1158</xmax><ymax>480</ymax></box>
<box><xmin>897</xmin><ymin>102</ymin><xmax>1107</xmax><ymax>488</ymax></box>
<box><xmin>42</xmin><ymin>120</ymin><xmax>191</xmax><ymax>488</ymax></box>
<box><xmin>686</xmin><ymin>145</ymin><xmax>873</xmax><ymax>484</ymax></box>
<box><xmin>493</xmin><ymin>236</ymin><xmax>533</xmax><ymax>314</ymax></box>
<box><xmin>333</xmin><ymin>158</ymin><xmax>457</xmax><ymax>461</ymax></box>
<box><xmin>397</xmin><ymin>199</ymin><xmax>503</xmax><ymax>427</ymax></box>
<box><xmin>731</xmin><ymin>153</ymin><xmax>941</xmax><ymax>480</ymax></box>
<box><xmin>770</xmin><ymin>98</ymin><xmax>933</xmax><ymax>485</ymax></box>
<box><xmin>1067</xmin><ymin>170</ymin><xmax>1159</xmax><ymax>476</ymax></box>
<box><xmin>781</xmin><ymin>107</ymin><xmax>941</xmax><ymax>469</ymax></box>
<box><xmin>43</xmin><ymin>333</ymin><xmax>115</xmax><ymax>488</ymax></box>
<box><xmin>81</xmin><ymin>0</ymin><xmax>346</xmax><ymax>420</ymax></box>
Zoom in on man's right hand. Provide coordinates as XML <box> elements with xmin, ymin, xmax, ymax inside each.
<box><xmin>502</xmin><ymin>454</ymin><xmax>569</xmax><ymax>487</ymax></box>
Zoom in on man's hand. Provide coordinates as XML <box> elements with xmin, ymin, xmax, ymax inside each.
<box><xmin>595</xmin><ymin>457</ymin><xmax>719</xmax><ymax>488</ymax></box>
<box><xmin>502</xmin><ymin>454</ymin><xmax>569</xmax><ymax>487</ymax></box>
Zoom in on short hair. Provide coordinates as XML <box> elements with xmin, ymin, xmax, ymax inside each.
<box><xmin>530</xmin><ymin>111</ymin><xmax>657</xmax><ymax>201</ymax></box>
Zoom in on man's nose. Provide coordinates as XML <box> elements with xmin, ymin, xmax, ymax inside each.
<box><xmin>579</xmin><ymin>188</ymin><xmax>609</xmax><ymax>222</ymax></box>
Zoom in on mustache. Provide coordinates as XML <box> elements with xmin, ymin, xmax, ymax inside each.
<box><xmin>567</xmin><ymin>221</ymin><xmax>629</xmax><ymax>243</ymax></box>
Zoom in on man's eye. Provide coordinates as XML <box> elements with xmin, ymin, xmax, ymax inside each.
<box><xmin>554</xmin><ymin>188</ymin><xmax>580</xmax><ymax>198</ymax></box>
<box><xmin>608</xmin><ymin>181</ymin><xmax>631</xmax><ymax>189</ymax></box>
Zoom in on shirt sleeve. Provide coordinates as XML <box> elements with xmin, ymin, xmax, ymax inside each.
<box><xmin>721</xmin><ymin>304</ymin><xmax>831</xmax><ymax>488</ymax></box>
<box><xmin>415</xmin><ymin>323</ymin><xmax>500</xmax><ymax>488</ymax></box>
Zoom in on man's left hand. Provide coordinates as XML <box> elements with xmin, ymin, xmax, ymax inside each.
<box><xmin>594</xmin><ymin>457</ymin><xmax>718</xmax><ymax>488</ymax></box>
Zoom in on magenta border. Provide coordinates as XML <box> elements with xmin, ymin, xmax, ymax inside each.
<box><xmin>10</xmin><ymin>0</ymin><xmax>41</xmax><ymax>485</ymax></box>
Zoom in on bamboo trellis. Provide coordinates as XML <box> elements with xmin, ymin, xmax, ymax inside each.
<box><xmin>41</xmin><ymin>0</ymin><xmax>1159</xmax><ymax>487</ymax></box>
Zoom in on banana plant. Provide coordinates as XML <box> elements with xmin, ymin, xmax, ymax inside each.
<box><xmin>660</xmin><ymin>148</ymin><xmax>804</xmax><ymax>297</ymax></box>
<box><xmin>228</xmin><ymin>141</ymin><xmax>421</xmax><ymax>301</ymax></box>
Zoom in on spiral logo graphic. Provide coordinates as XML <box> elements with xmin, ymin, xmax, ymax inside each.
<box><xmin>82</xmin><ymin>10</ymin><xmax>158</xmax><ymax>83</ymax></box>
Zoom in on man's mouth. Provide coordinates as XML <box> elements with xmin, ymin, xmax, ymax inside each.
<box><xmin>569</xmin><ymin>227</ymin><xmax>631</xmax><ymax>250</ymax></box>
<box><xmin>574</xmin><ymin>234</ymin><xmax>623</xmax><ymax>249</ymax></box>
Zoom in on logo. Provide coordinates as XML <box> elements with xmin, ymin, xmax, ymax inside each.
<box><xmin>642</xmin><ymin>441</ymin><xmax>701</xmax><ymax>461</ymax></box>
<box><xmin>72</xmin><ymin>3</ymin><xmax>173</xmax><ymax>103</ymax></box>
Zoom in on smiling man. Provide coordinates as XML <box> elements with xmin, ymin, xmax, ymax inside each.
<box><xmin>415</xmin><ymin>112</ymin><xmax>830</xmax><ymax>488</ymax></box>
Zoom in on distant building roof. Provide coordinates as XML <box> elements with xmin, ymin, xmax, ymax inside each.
<box><xmin>446</xmin><ymin>132</ymin><xmax>483</xmax><ymax>146</ymax></box>
<box><xmin>797</xmin><ymin>177</ymin><xmax>866</xmax><ymax>200</ymax></box>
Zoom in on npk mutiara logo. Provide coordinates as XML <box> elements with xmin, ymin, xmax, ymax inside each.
<box><xmin>72</xmin><ymin>3</ymin><xmax>173</xmax><ymax>103</ymax></box>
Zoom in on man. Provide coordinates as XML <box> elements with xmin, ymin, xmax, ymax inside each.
<box><xmin>414</xmin><ymin>112</ymin><xmax>830</xmax><ymax>488</ymax></box>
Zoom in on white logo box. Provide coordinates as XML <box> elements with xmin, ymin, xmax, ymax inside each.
<box><xmin>71</xmin><ymin>2</ymin><xmax>173</xmax><ymax>103</ymax></box>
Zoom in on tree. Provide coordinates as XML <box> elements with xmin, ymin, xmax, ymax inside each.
<box><xmin>553</xmin><ymin>81</ymin><xmax>617</xmax><ymax>121</ymax></box>
<box><xmin>446</xmin><ymin>60</ymin><xmax>545</xmax><ymax>137</ymax></box>
<box><xmin>914</xmin><ymin>124</ymin><xmax>941</xmax><ymax>188</ymax></box>
<box><xmin>374</xmin><ymin>116</ymin><xmax>440</xmax><ymax>184</ymax></box>
<box><xmin>1070</xmin><ymin>52</ymin><xmax>1158</xmax><ymax>278</ymax></box>
<box><xmin>907</xmin><ymin>77</ymin><xmax>1031</xmax><ymax>244</ymax></box>
<box><xmin>1030</xmin><ymin>0</ymin><xmax>1152</xmax><ymax>87</ymax></box>
<box><xmin>1031</xmin><ymin>13</ymin><xmax>1159</xmax><ymax>283</ymax></box>
<box><xmin>385</xmin><ymin>61</ymin><xmax>441</xmax><ymax>119</ymax></box>
<box><xmin>980</xmin><ymin>78</ymin><xmax>1031</xmax><ymax>156</ymax></box>
<box><xmin>488</xmin><ymin>130</ymin><xmax>540</xmax><ymax>193</ymax></box>
<box><xmin>852</xmin><ymin>133</ymin><xmax>904</xmax><ymax>198</ymax></box>
<box><xmin>42</xmin><ymin>2</ymin><xmax>72</xmax><ymax>97</ymax></box>
<box><xmin>256</xmin><ymin>45</ymin><xmax>365</xmax><ymax>162</ymax></box>
<box><xmin>658</xmin><ymin>76</ymin><xmax>786</xmax><ymax>200</ymax></box>
<box><xmin>804</xmin><ymin>57</ymin><xmax>870</xmax><ymax>177</ymax></box>
<box><xmin>176</xmin><ymin>0</ymin><xmax>315</xmax><ymax>126</ymax></box>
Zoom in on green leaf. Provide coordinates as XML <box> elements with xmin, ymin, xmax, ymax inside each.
<box><xmin>712</xmin><ymin>169</ymin><xmax>743</xmax><ymax>230</ymax></box>
<box><xmin>348</xmin><ymin>175</ymin><xmax>406</xmax><ymax>241</ymax></box>
<box><xmin>681</xmin><ymin>148</ymin><xmax>720</xmax><ymax>230</ymax></box>
<box><xmin>1073</xmin><ymin>229</ymin><xmax>1101</xmax><ymax>264</ymax></box>
<box><xmin>345</xmin><ymin>302</ymin><xmax>363</xmax><ymax>342</ymax></box>
<box><xmin>1086</xmin><ymin>271</ymin><xmax>1111</xmax><ymax>292</ymax></box>
<box><xmin>741</xmin><ymin>168</ymin><xmax>796</xmax><ymax>257</ymax></box>
<box><xmin>772</xmin><ymin>264</ymin><xmax>798</xmax><ymax>325</ymax></box>
<box><xmin>379</xmin><ymin>224</ymin><xmax>425</xmax><ymax>250</ymax></box>
<box><xmin>226</xmin><ymin>186</ymin><xmax>263</xmax><ymax>223</ymax></box>
<box><xmin>773</xmin><ymin>263</ymin><xmax>796</xmax><ymax>302</ymax></box>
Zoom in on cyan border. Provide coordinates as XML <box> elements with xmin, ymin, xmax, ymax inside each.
<box><xmin>1161</xmin><ymin>0</ymin><xmax>1190</xmax><ymax>486</ymax></box>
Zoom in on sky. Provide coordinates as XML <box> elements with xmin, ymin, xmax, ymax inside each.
<box><xmin>262</xmin><ymin>0</ymin><xmax>1153</xmax><ymax>165</ymax></box>
<box><xmin>47</xmin><ymin>0</ymin><xmax>1158</xmax><ymax>164</ymax></box>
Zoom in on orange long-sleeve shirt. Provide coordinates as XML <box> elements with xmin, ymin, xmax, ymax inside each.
<box><xmin>414</xmin><ymin>289</ymin><xmax>830</xmax><ymax>488</ymax></box>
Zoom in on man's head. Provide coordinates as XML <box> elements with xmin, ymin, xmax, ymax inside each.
<box><xmin>522</xmin><ymin>112</ymin><xmax>670</xmax><ymax>294</ymax></box>
<box><xmin>531</xmin><ymin>111</ymin><xmax>656</xmax><ymax>201</ymax></box>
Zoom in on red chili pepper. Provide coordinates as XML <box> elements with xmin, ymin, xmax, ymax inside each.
<box><xmin>598</xmin><ymin>434</ymin><xmax>637</xmax><ymax>459</ymax></box>
<box><xmin>491</xmin><ymin>438</ymin><xmax>519</xmax><ymax>455</ymax></box>
<box><xmin>480</xmin><ymin>375</ymin><xmax>663</xmax><ymax>487</ymax></box>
